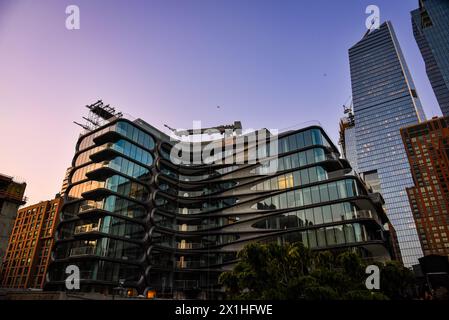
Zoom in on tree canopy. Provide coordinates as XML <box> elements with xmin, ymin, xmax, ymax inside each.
<box><xmin>219</xmin><ymin>242</ymin><xmax>414</xmax><ymax>300</ymax></box>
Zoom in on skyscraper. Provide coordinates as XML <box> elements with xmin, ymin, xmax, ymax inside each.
<box><xmin>45</xmin><ymin>102</ymin><xmax>397</xmax><ymax>298</ymax></box>
<box><xmin>348</xmin><ymin>21</ymin><xmax>426</xmax><ymax>267</ymax></box>
<box><xmin>401</xmin><ymin>116</ymin><xmax>449</xmax><ymax>257</ymax></box>
<box><xmin>412</xmin><ymin>0</ymin><xmax>449</xmax><ymax>116</ymax></box>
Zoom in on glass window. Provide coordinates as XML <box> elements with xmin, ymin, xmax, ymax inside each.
<box><xmin>301</xmin><ymin>231</ymin><xmax>308</xmax><ymax>247</ymax></box>
<box><xmin>307</xmin><ymin>230</ymin><xmax>317</xmax><ymax>248</ymax></box>
<box><xmin>344</xmin><ymin>203</ymin><xmax>354</xmax><ymax>220</ymax></box>
<box><xmin>287</xmin><ymin>191</ymin><xmax>296</xmax><ymax>208</ymax></box>
<box><xmin>319</xmin><ymin>184</ymin><xmax>329</xmax><ymax>202</ymax></box>
<box><xmin>291</xmin><ymin>153</ymin><xmax>300</xmax><ymax>169</ymax></box>
<box><xmin>306</xmin><ymin>149</ymin><xmax>314</xmax><ymax>164</ymax></box>
<box><xmin>326</xmin><ymin>227</ymin><xmax>336</xmax><ymax>246</ymax></box>
<box><xmin>295</xmin><ymin>190</ymin><xmax>303</xmax><ymax>207</ymax></box>
<box><xmin>296</xmin><ymin>210</ymin><xmax>305</xmax><ymax>227</ymax></box>
<box><xmin>284</xmin><ymin>156</ymin><xmax>292</xmax><ymax>170</ymax></box>
<box><xmin>346</xmin><ymin>180</ymin><xmax>358</xmax><ymax>197</ymax></box>
<box><xmin>293</xmin><ymin>171</ymin><xmax>301</xmax><ymax>186</ymax></box>
<box><xmin>278</xmin><ymin>157</ymin><xmax>285</xmax><ymax>171</ymax></box>
<box><xmin>322</xmin><ymin>205</ymin><xmax>333</xmax><ymax>224</ymax></box>
<box><xmin>314</xmin><ymin>207</ymin><xmax>323</xmax><ymax>225</ymax></box>
<box><xmin>304</xmin><ymin>130</ymin><xmax>312</xmax><ymax>146</ymax></box>
<box><xmin>309</xmin><ymin>167</ymin><xmax>318</xmax><ymax>183</ymax></box>
<box><xmin>314</xmin><ymin>148</ymin><xmax>325</xmax><ymax>162</ymax></box>
<box><xmin>354</xmin><ymin>224</ymin><xmax>363</xmax><ymax>242</ymax></box>
<box><xmin>279</xmin><ymin>193</ymin><xmax>288</xmax><ymax>209</ymax></box>
<box><xmin>282</xmin><ymin>138</ymin><xmax>289</xmax><ymax>154</ymax></box>
<box><xmin>279</xmin><ymin>213</ymin><xmax>289</xmax><ymax>229</ymax></box>
<box><xmin>344</xmin><ymin>224</ymin><xmax>355</xmax><ymax>243</ymax></box>
<box><xmin>300</xmin><ymin>170</ymin><xmax>310</xmax><ymax>185</ymax></box>
<box><xmin>296</xmin><ymin>133</ymin><xmax>305</xmax><ymax>149</ymax></box>
<box><xmin>303</xmin><ymin>188</ymin><xmax>312</xmax><ymax>206</ymax></box>
<box><xmin>288</xmin><ymin>135</ymin><xmax>297</xmax><ymax>151</ymax></box>
<box><xmin>264</xmin><ymin>179</ymin><xmax>271</xmax><ymax>191</ymax></box>
<box><xmin>317</xmin><ymin>228</ymin><xmax>326</xmax><ymax>247</ymax></box>
<box><xmin>317</xmin><ymin>166</ymin><xmax>327</xmax><ymax>181</ymax></box>
<box><xmin>288</xmin><ymin>212</ymin><xmax>299</xmax><ymax>228</ymax></box>
<box><xmin>311</xmin><ymin>129</ymin><xmax>323</xmax><ymax>145</ymax></box>
<box><xmin>337</xmin><ymin>180</ymin><xmax>347</xmax><ymax>198</ymax></box>
<box><xmin>272</xmin><ymin>195</ymin><xmax>279</xmax><ymax>209</ymax></box>
<box><xmin>298</xmin><ymin>152</ymin><xmax>307</xmax><ymax>166</ymax></box>
<box><xmin>328</xmin><ymin>182</ymin><xmax>338</xmax><ymax>201</ymax></box>
<box><xmin>305</xmin><ymin>208</ymin><xmax>314</xmax><ymax>225</ymax></box>
<box><xmin>311</xmin><ymin>186</ymin><xmax>320</xmax><ymax>203</ymax></box>
<box><xmin>334</xmin><ymin>226</ymin><xmax>345</xmax><ymax>244</ymax></box>
<box><xmin>331</xmin><ymin>203</ymin><xmax>343</xmax><ymax>222</ymax></box>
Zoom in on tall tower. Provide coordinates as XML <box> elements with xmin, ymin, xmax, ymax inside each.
<box><xmin>349</xmin><ymin>21</ymin><xmax>426</xmax><ymax>267</ymax></box>
<box><xmin>412</xmin><ymin>0</ymin><xmax>449</xmax><ymax>116</ymax></box>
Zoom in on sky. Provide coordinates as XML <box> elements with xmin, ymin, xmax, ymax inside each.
<box><xmin>0</xmin><ymin>0</ymin><xmax>442</xmax><ymax>204</ymax></box>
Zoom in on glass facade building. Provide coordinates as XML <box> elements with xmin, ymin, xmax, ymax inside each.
<box><xmin>348</xmin><ymin>21</ymin><xmax>426</xmax><ymax>267</ymax></box>
<box><xmin>412</xmin><ymin>0</ymin><xmax>449</xmax><ymax>116</ymax></box>
<box><xmin>46</xmin><ymin>114</ymin><xmax>397</xmax><ymax>298</ymax></box>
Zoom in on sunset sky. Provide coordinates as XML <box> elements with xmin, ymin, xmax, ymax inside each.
<box><xmin>0</xmin><ymin>0</ymin><xmax>441</xmax><ymax>204</ymax></box>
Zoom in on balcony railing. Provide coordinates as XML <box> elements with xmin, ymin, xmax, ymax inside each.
<box><xmin>74</xmin><ymin>224</ymin><xmax>100</xmax><ymax>234</ymax></box>
<box><xmin>70</xmin><ymin>246</ymin><xmax>96</xmax><ymax>256</ymax></box>
<box><xmin>177</xmin><ymin>242</ymin><xmax>202</xmax><ymax>250</ymax></box>
<box><xmin>174</xmin><ymin>280</ymin><xmax>199</xmax><ymax>290</ymax></box>
<box><xmin>176</xmin><ymin>260</ymin><xmax>202</xmax><ymax>269</ymax></box>
<box><xmin>79</xmin><ymin>200</ymin><xmax>104</xmax><ymax>213</ymax></box>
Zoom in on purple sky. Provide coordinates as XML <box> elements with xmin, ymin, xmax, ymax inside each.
<box><xmin>0</xmin><ymin>0</ymin><xmax>441</xmax><ymax>204</ymax></box>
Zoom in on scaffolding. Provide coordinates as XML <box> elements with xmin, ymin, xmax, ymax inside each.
<box><xmin>74</xmin><ymin>100</ymin><xmax>123</xmax><ymax>132</ymax></box>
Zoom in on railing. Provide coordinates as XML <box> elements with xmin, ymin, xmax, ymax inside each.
<box><xmin>177</xmin><ymin>242</ymin><xmax>202</xmax><ymax>250</ymax></box>
<box><xmin>176</xmin><ymin>260</ymin><xmax>202</xmax><ymax>269</ymax></box>
<box><xmin>74</xmin><ymin>224</ymin><xmax>100</xmax><ymax>234</ymax></box>
<box><xmin>70</xmin><ymin>246</ymin><xmax>96</xmax><ymax>256</ymax></box>
<box><xmin>178</xmin><ymin>225</ymin><xmax>199</xmax><ymax>232</ymax></box>
<box><xmin>68</xmin><ymin>247</ymin><xmax>134</xmax><ymax>261</ymax></box>
<box><xmin>79</xmin><ymin>200</ymin><xmax>104</xmax><ymax>213</ymax></box>
<box><xmin>0</xmin><ymin>190</ymin><xmax>27</xmax><ymax>203</ymax></box>
<box><xmin>174</xmin><ymin>280</ymin><xmax>199</xmax><ymax>289</ymax></box>
<box><xmin>350</xmin><ymin>209</ymin><xmax>383</xmax><ymax>226</ymax></box>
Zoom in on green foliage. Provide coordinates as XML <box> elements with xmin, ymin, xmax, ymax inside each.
<box><xmin>219</xmin><ymin>242</ymin><xmax>415</xmax><ymax>300</ymax></box>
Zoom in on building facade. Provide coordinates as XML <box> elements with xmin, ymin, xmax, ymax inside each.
<box><xmin>0</xmin><ymin>197</ymin><xmax>62</xmax><ymax>289</ymax></box>
<box><xmin>348</xmin><ymin>21</ymin><xmax>426</xmax><ymax>267</ymax></box>
<box><xmin>412</xmin><ymin>0</ymin><xmax>449</xmax><ymax>116</ymax></box>
<box><xmin>45</xmin><ymin>105</ymin><xmax>397</xmax><ymax>298</ymax></box>
<box><xmin>0</xmin><ymin>173</ymin><xmax>26</xmax><ymax>266</ymax></box>
<box><xmin>401</xmin><ymin>116</ymin><xmax>449</xmax><ymax>257</ymax></box>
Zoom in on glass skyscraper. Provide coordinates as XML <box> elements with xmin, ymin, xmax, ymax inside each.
<box><xmin>348</xmin><ymin>21</ymin><xmax>426</xmax><ymax>267</ymax></box>
<box><xmin>412</xmin><ymin>0</ymin><xmax>449</xmax><ymax>116</ymax></box>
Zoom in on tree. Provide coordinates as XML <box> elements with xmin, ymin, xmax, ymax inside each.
<box><xmin>219</xmin><ymin>242</ymin><xmax>412</xmax><ymax>300</ymax></box>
